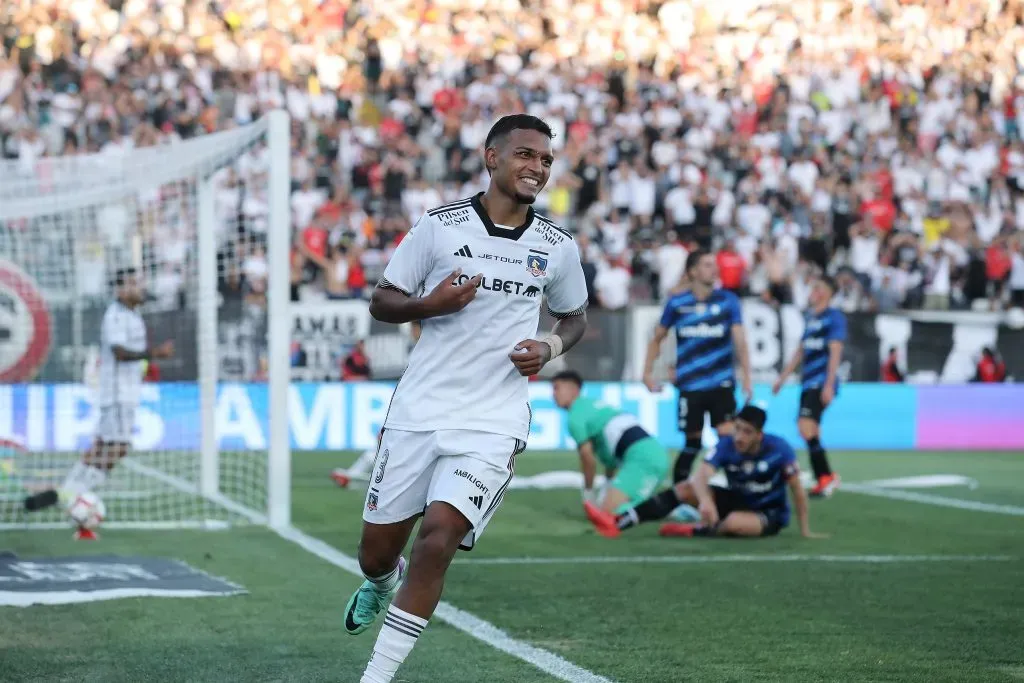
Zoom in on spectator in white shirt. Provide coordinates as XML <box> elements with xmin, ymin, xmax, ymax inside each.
<box><xmin>663</xmin><ymin>181</ymin><xmax>695</xmax><ymax>230</ymax></box>
<box><xmin>628</xmin><ymin>161</ymin><xmax>657</xmax><ymax>227</ymax></box>
<box><xmin>923</xmin><ymin>244</ymin><xmax>953</xmax><ymax>310</ymax></box>
<box><xmin>655</xmin><ymin>232</ymin><xmax>688</xmax><ymax>301</ymax></box>
<box><xmin>787</xmin><ymin>151</ymin><xmax>819</xmax><ymax>198</ymax></box>
<box><xmin>849</xmin><ymin>222</ymin><xmax>881</xmax><ymax>283</ymax></box>
<box><xmin>599</xmin><ymin>210</ymin><xmax>631</xmax><ymax>258</ymax></box>
<box><xmin>736</xmin><ymin>195</ymin><xmax>772</xmax><ymax>239</ymax></box>
<box><xmin>291</xmin><ymin>179</ymin><xmax>327</xmax><ymax>231</ymax></box>
<box><xmin>594</xmin><ymin>258</ymin><xmax>632</xmax><ymax>310</ymax></box>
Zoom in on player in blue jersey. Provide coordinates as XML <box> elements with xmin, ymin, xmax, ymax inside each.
<box><xmin>643</xmin><ymin>250</ymin><xmax>752</xmax><ymax>483</ymax></box>
<box><xmin>773</xmin><ymin>275</ymin><xmax>847</xmax><ymax>498</ymax></box>
<box><xmin>585</xmin><ymin>405</ymin><xmax>825</xmax><ymax>539</ymax></box>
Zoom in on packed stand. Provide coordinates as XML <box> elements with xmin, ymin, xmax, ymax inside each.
<box><xmin>4</xmin><ymin>0</ymin><xmax>1024</xmax><ymax>312</ymax></box>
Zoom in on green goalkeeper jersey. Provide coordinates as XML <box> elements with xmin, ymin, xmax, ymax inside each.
<box><xmin>567</xmin><ymin>396</ymin><xmax>654</xmax><ymax>469</ymax></box>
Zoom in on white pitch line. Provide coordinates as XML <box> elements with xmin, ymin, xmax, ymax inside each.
<box><xmin>0</xmin><ymin>520</ymin><xmax>230</xmax><ymax>531</ymax></box>
<box><xmin>842</xmin><ymin>483</ymin><xmax>1024</xmax><ymax>516</ymax></box>
<box><xmin>455</xmin><ymin>554</ymin><xmax>1014</xmax><ymax>566</ymax></box>
<box><xmin>274</xmin><ymin>525</ymin><xmax>614</xmax><ymax>683</ymax></box>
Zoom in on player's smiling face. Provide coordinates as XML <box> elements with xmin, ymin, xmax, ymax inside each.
<box><xmin>493</xmin><ymin>129</ymin><xmax>554</xmax><ymax>205</ymax></box>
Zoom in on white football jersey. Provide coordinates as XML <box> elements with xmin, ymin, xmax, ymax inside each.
<box><xmin>381</xmin><ymin>194</ymin><xmax>589</xmax><ymax>441</ymax></box>
<box><xmin>97</xmin><ymin>301</ymin><xmax>148</xmax><ymax>408</ymax></box>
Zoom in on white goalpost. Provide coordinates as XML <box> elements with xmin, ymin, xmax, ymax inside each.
<box><xmin>0</xmin><ymin>111</ymin><xmax>292</xmax><ymax>530</ymax></box>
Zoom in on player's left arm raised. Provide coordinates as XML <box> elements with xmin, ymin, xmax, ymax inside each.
<box><xmin>511</xmin><ymin>243</ymin><xmax>588</xmax><ymax>377</ymax></box>
<box><xmin>822</xmin><ymin>312</ymin><xmax>847</xmax><ymax>405</ymax></box>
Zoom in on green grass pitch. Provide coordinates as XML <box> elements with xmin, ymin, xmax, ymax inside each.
<box><xmin>2</xmin><ymin>450</ymin><xmax>1023</xmax><ymax>682</ymax></box>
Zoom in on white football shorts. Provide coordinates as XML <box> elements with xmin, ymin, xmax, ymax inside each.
<box><xmin>363</xmin><ymin>428</ymin><xmax>525</xmax><ymax>550</ymax></box>
<box><xmin>95</xmin><ymin>403</ymin><xmax>136</xmax><ymax>444</ymax></box>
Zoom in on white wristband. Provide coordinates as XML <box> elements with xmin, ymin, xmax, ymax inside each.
<box><xmin>539</xmin><ymin>333</ymin><xmax>564</xmax><ymax>359</ymax></box>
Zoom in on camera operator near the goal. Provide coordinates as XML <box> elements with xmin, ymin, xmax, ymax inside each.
<box><xmin>24</xmin><ymin>268</ymin><xmax>174</xmax><ymax>530</ymax></box>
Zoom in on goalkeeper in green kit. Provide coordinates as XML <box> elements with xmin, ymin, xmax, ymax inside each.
<box><xmin>552</xmin><ymin>370</ymin><xmax>669</xmax><ymax>529</ymax></box>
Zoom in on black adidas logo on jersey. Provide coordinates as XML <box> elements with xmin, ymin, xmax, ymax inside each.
<box><xmin>469</xmin><ymin>495</ymin><xmax>484</xmax><ymax>510</ymax></box>
<box><xmin>454</xmin><ymin>245</ymin><xmax>473</xmax><ymax>258</ymax></box>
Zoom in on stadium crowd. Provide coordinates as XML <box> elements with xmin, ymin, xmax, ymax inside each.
<box><xmin>4</xmin><ymin>0</ymin><xmax>1024</xmax><ymax>313</ymax></box>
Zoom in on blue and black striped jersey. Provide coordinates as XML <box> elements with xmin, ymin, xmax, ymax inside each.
<box><xmin>659</xmin><ymin>289</ymin><xmax>742</xmax><ymax>392</ymax></box>
<box><xmin>800</xmin><ymin>307</ymin><xmax>847</xmax><ymax>390</ymax></box>
<box><xmin>705</xmin><ymin>434</ymin><xmax>798</xmax><ymax>521</ymax></box>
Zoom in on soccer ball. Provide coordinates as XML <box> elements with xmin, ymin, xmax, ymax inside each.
<box><xmin>67</xmin><ymin>491</ymin><xmax>105</xmax><ymax>530</ymax></box>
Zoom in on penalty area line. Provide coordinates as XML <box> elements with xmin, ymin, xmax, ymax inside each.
<box><xmin>455</xmin><ymin>554</ymin><xmax>1015</xmax><ymax>566</ymax></box>
<box><xmin>274</xmin><ymin>525</ymin><xmax>616</xmax><ymax>683</ymax></box>
<box><xmin>842</xmin><ymin>483</ymin><xmax>1024</xmax><ymax>516</ymax></box>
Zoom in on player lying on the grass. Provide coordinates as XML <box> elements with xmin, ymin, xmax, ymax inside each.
<box><xmin>23</xmin><ymin>268</ymin><xmax>174</xmax><ymax>528</ymax></box>
<box><xmin>642</xmin><ymin>250</ymin><xmax>752</xmax><ymax>484</ymax></box>
<box><xmin>332</xmin><ymin>323</ymin><xmax>421</xmax><ymax>489</ymax></box>
<box><xmin>346</xmin><ymin>114</ymin><xmax>589</xmax><ymax>683</ymax></box>
<box><xmin>551</xmin><ymin>370</ymin><xmax>668</xmax><ymax>515</ymax></box>
<box><xmin>584</xmin><ymin>404</ymin><xmax>827</xmax><ymax>540</ymax></box>
<box><xmin>773</xmin><ymin>275</ymin><xmax>846</xmax><ymax>498</ymax></box>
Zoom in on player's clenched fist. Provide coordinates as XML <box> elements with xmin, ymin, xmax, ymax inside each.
<box><xmin>509</xmin><ymin>338</ymin><xmax>551</xmax><ymax>376</ymax></box>
<box><xmin>424</xmin><ymin>269</ymin><xmax>481</xmax><ymax>316</ymax></box>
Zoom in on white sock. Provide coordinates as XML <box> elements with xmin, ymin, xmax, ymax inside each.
<box><xmin>360</xmin><ymin>605</ymin><xmax>428</xmax><ymax>683</ymax></box>
<box><xmin>61</xmin><ymin>462</ymin><xmax>107</xmax><ymax>497</ymax></box>
<box><xmin>365</xmin><ymin>560</ymin><xmax>402</xmax><ymax>595</ymax></box>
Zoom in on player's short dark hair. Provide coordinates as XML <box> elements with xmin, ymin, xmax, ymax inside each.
<box><xmin>113</xmin><ymin>267</ymin><xmax>137</xmax><ymax>287</ymax></box>
<box><xmin>817</xmin><ymin>274</ymin><xmax>838</xmax><ymax>293</ymax></box>
<box><xmin>685</xmin><ymin>249</ymin><xmax>711</xmax><ymax>273</ymax></box>
<box><xmin>552</xmin><ymin>370</ymin><xmax>583</xmax><ymax>388</ymax></box>
<box><xmin>484</xmin><ymin>114</ymin><xmax>554</xmax><ymax>150</ymax></box>
<box><xmin>736</xmin><ymin>404</ymin><xmax>767</xmax><ymax>431</ymax></box>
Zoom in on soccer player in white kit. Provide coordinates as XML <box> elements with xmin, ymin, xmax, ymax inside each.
<box><xmin>23</xmin><ymin>268</ymin><xmax>173</xmax><ymax>521</ymax></box>
<box><xmin>347</xmin><ymin>115</ymin><xmax>589</xmax><ymax>683</ymax></box>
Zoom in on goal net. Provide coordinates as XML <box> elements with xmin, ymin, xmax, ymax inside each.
<box><xmin>0</xmin><ymin>112</ymin><xmax>292</xmax><ymax>530</ymax></box>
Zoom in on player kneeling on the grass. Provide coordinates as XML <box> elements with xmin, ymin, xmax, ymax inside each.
<box><xmin>346</xmin><ymin>114</ymin><xmax>588</xmax><ymax>683</ymax></box>
<box><xmin>550</xmin><ymin>370</ymin><xmax>668</xmax><ymax>521</ymax></box>
<box><xmin>587</xmin><ymin>405</ymin><xmax>827</xmax><ymax>540</ymax></box>
<box><xmin>23</xmin><ymin>268</ymin><xmax>174</xmax><ymax>533</ymax></box>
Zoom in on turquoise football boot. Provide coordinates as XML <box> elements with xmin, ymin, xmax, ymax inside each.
<box><xmin>343</xmin><ymin>557</ymin><xmax>406</xmax><ymax>635</ymax></box>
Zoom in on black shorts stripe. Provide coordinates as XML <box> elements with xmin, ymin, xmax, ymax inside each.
<box><xmin>383</xmin><ymin>618</ymin><xmax>422</xmax><ymax>639</ymax></box>
<box><xmin>481</xmin><ymin>438</ymin><xmax>522</xmax><ymax>520</ymax></box>
<box><xmin>549</xmin><ymin>304</ymin><xmax>587</xmax><ymax>319</ymax></box>
<box><xmin>427</xmin><ymin>198</ymin><xmax>473</xmax><ymax>216</ymax></box>
<box><xmin>614</xmin><ymin>425</ymin><xmax>650</xmax><ymax>461</ymax></box>
<box><xmin>378</xmin><ymin>277</ymin><xmax>411</xmax><ymax>296</ymax></box>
